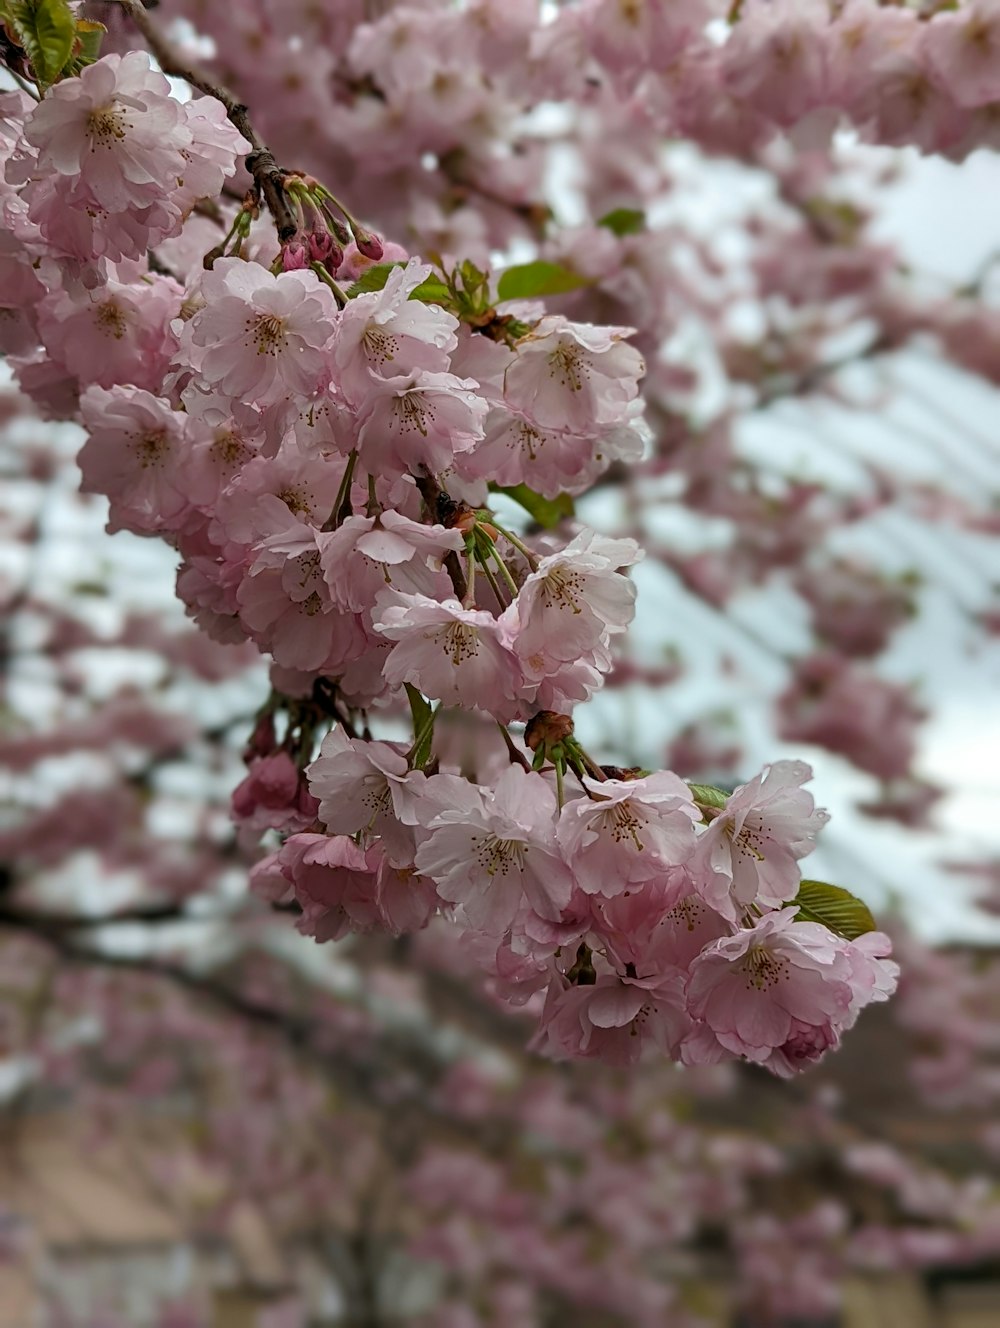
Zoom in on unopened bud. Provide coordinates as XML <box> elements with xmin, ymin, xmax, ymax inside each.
<box><xmin>281</xmin><ymin>240</ymin><xmax>309</xmax><ymax>271</ymax></box>
<box><xmin>352</xmin><ymin>226</ymin><xmax>384</xmax><ymax>261</ymax></box>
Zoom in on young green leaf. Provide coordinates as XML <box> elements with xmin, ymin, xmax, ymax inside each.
<box><xmin>597</xmin><ymin>207</ymin><xmax>646</xmax><ymax>237</ymax></box>
<box><xmin>791</xmin><ymin>879</ymin><xmax>877</xmax><ymax>941</ymax></box>
<box><xmin>496</xmin><ymin>260</ymin><xmax>592</xmax><ymax>303</ymax></box>
<box><xmin>490</xmin><ymin>483</ymin><xmax>574</xmax><ymax>530</ymax></box>
<box><xmin>7</xmin><ymin>0</ymin><xmax>76</xmax><ymax>90</ymax></box>
<box><xmin>404</xmin><ymin>683</ymin><xmax>436</xmax><ymax>770</ymax></box>
<box><xmin>687</xmin><ymin>783</ymin><xmax>731</xmax><ymax>812</ymax></box>
<box><xmin>346</xmin><ymin>262</ymin><xmax>404</xmax><ymax>297</ymax></box>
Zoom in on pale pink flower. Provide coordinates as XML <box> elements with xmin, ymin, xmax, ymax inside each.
<box><xmin>415</xmin><ymin>766</ymin><xmax>573</xmax><ymax>934</ymax></box>
<box><xmin>374</xmin><ymin>592</ymin><xmax>525</xmax><ymax>721</ymax></box>
<box><xmin>467</xmin><ymin>409</ymin><xmax>644</xmax><ymax>499</ymax></box>
<box><xmin>529</xmin><ymin>971</ymin><xmax>688</xmax><ymax>1067</ymax></box>
<box><xmin>556</xmin><ymin>773</ymin><xmax>700</xmax><ymax>897</ymax></box>
<box><xmin>280</xmin><ymin>834</ymin><xmax>382</xmax><ymax>941</ymax></box>
<box><xmin>236</xmin><ymin>566</ymin><xmax>366</xmax><ymax>673</ymax></box>
<box><xmin>333</xmin><ymin>260</ymin><xmax>458</xmax><ymax>405</ymax></box>
<box><xmin>318</xmin><ymin>511</ymin><xmax>463</xmax><ymax>614</ymax></box>
<box><xmin>502</xmin><ymin>315</ymin><xmax>644</xmax><ymax>434</ymax></box>
<box><xmin>179</xmin><ymin>259</ymin><xmax>338</xmax><ymax>407</ymax></box>
<box><xmin>501</xmin><ymin>530</ymin><xmax>641</xmax><ymax>697</ymax></box>
<box><xmin>38</xmin><ymin>274</ymin><xmax>181</xmax><ymax>393</ymax></box>
<box><xmin>722</xmin><ymin>0</ymin><xmax>829</xmax><ymax>127</ymax></box>
<box><xmin>355</xmin><ymin>370</ymin><xmax>487</xmax><ymax>478</ymax></box>
<box><xmin>684</xmin><ymin>909</ymin><xmax>896</xmax><ymax>1075</ymax></box>
<box><xmin>78</xmin><ymin>385</ymin><xmax>190</xmax><ymax>534</ymax></box>
<box><xmin>22</xmin><ymin>52</ymin><xmax>192</xmax><ymax>212</ymax></box>
<box><xmin>686</xmin><ymin>761</ymin><xmax>829</xmax><ymax>920</ymax></box>
<box><xmin>231</xmin><ymin>752</ymin><xmax>318</xmax><ymax>837</ymax></box>
<box><xmin>923</xmin><ymin>2</ymin><xmax>1000</xmax><ymax>109</ymax></box>
<box><xmin>306</xmin><ymin>725</ymin><xmax>418</xmax><ymax>865</ymax></box>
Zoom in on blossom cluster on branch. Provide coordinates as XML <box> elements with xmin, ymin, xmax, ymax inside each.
<box><xmin>0</xmin><ymin>4</ymin><xmax>917</xmax><ymax>1079</ymax></box>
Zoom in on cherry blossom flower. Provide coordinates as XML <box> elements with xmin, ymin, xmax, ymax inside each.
<box><xmin>178</xmin><ymin>259</ymin><xmax>339</xmax><ymax>408</ymax></box>
<box><xmin>355</xmin><ymin>370</ymin><xmax>487</xmax><ymax>477</ymax></box>
<box><xmin>503</xmin><ymin>315</ymin><xmax>645</xmax><ymax>434</ymax></box>
<box><xmin>333</xmin><ymin>260</ymin><xmax>459</xmax><ymax>404</ymax></box>
<box><xmin>307</xmin><ymin>726</ymin><xmax>420</xmax><ymax>865</ymax></box>
<box><xmin>318</xmin><ymin>512</ymin><xmax>464</xmax><ymax>614</ymax></box>
<box><xmin>501</xmin><ymin>530</ymin><xmax>641</xmax><ymax>701</ymax></box>
<box><xmin>22</xmin><ymin>52</ymin><xmax>192</xmax><ymax>213</ymax></box>
<box><xmin>557</xmin><ymin>773</ymin><xmax>700</xmax><ymax>897</ymax></box>
<box><xmin>684</xmin><ymin>909</ymin><xmax>897</xmax><ymax>1075</ymax></box>
<box><xmin>415</xmin><ymin>766</ymin><xmax>574</xmax><ymax>934</ymax></box>
<box><xmin>374</xmin><ymin>592</ymin><xmax>526</xmax><ymax>720</ymax></box>
<box><xmin>78</xmin><ymin>385</ymin><xmax>191</xmax><ymax>534</ymax></box>
<box><xmin>686</xmin><ymin>761</ymin><xmax>830</xmax><ymax>920</ymax></box>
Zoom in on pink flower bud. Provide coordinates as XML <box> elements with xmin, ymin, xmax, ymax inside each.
<box><xmin>281</xmin><ymin>240</ymin><xmax>309</xmax><ymax>271</ymax></box>
<box><xmin>352</xmin><ymin>227</ymin><xmax>384</xmax><ymax>261</ymax></box>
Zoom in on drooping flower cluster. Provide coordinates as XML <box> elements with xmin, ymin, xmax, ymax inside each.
<box><xmin>0</xmin><ymin>35</ymin><xmax>900</xmax><ymax>1078</ymax></box>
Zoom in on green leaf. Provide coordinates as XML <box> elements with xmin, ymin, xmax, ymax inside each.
<box><xmin>7</xmin><ymin>0</ymin><xmax>76</xmax><ymax>89</ymax></box>
<box><xmin>404</xmin><ymin>683</ymin><xmax>436</xmax><ymax>769</ymax></box>
<box><xmin>791</xmin><ymin>879</ymin><xmax>877</xmax><ymax>941</ymax></box>
<box><xmin>687</xmin><ymin>783</ymin><xmax>730</xmax><ymax>811</ymax></box>
<box><xmin>410</xmin><ymin>274</ymin><xmax>452</xmax><ymax>306</ymax></box>
<box><xmin>69</xmin><ymin>17</ymin><xmax>105</xmax><ymax>69</ymax></box>
<box><xmin>346</xmin><ymin>262</ymin><xmax>403</xmax><ymax>297</ymax></box>
<box><xmin>490</xmin><ymin>483</ymin><xmax>574</xmax><ymax>530</ymax></box>
<box><xmin>597</xmin><ymin>207</ymin><xmax>645</xmax><ymax>237</ymax></box>
<box><xmin>496</xmin><ymin>260</ymin><xmax>592</xmax><ymax>304</ymax></box>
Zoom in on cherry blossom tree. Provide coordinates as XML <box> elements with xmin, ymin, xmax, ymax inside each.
<box><xmin>2</xmin><ymin>1</ymin><xmax>1000</xmax><ymax>1323</ymax></box>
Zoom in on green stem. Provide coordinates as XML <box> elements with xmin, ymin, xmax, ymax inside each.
<box><xmin>324</xmin><ymin>451</ymin><xmax>358</xmax><ymax>531</ymax></box>
<box><xmin>310</xmin><ymin>262</ymin><xmax>348</xmax><ymax>307</ymax></box>
<box><xmin>489</xmin><ymin>521</ymin><xmax>539</xmax><ymax>571</ymax></box>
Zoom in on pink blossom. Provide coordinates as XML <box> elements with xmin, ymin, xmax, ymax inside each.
<box><xmin>231</xmin><ymin>752</ymin><xmax>318</xmax><ymax>837</ymax></box>
<box><xmin>415</xmin><ymin>766</ymin><xmax>573</xmax><ymax>934</ymax></box>
<box><xmin>355</xmin><ymin>370</ymin><xmax>487</xmax><ymax>478</ymax></box>
<box><xmin>686</xmin><ymin>761</ymin><xmax>829</xmax><ymax>920</ymax></box>
<box><xmin>469</xmin><ymin>409</ymin><xmax>645</xmax><ymax>499</ymax></box>
<box><xmin>374</xmin><ymin>592</ymin><xmax>525</xmax><ymax>721</ymax></box>
<box><xmin>306</xmin><ymin>725</ymin><xmax>418</xmax><ymax>865</ymax></box>
<box><xmin>556</xmin><ymin>773</ymin><xmax>700</xmax><ymax>897</ymax></box>
<box><xmin>333</xmin><ymin>260</ymin><xmax>458</xmax><ymax>405</ymax></box>
<box><xmin>685</xmin><ymin>909</ymin><xmax>897</xmax><ymax>1075</ymax></box>
<box><xmin>22</xmin><ymin>52</ymin><xmax>192</xmax><ymax>213</ymax></box>
<box><xmin>78</xmin><ymin>385</ymin><xmax>191</xmax><ymax>534</ymax></box>
<box><xmin>178</xmin><ymin>259</ymin><xmax>338</xmax><ymax>407</ymax></box>
<box><xmin>923</xmin><ymin>2</ymin><xmax>1000</xmax><ymax>110</ymax></box>
<box><xmin>529</xmin><ymin>970</ymin><xmax>688</xmax><ymax>1067</ymax></box>
<box><xmin>280</xmin><ymin>834</ymin><xmax>382</xmax><ymax>941</ymax></box>
<box><xmin>722</xmin><ymin>0</ymin><xmax>829</xmax><ymax>127</ymax></box>
<box><xmin>318</xmin><ymin>511</ymin><xmax>463</xmax><ymax>614</ymax></box>
<box><xmin>38</xmin><ymin>275</ymin><xmax>181</xmax><ymax>394</ymax></box>
<box><xmin>501</xmin><ymin>530</ymin><xmax>641</xmax><ymax>703</ymax></box>
<box><xmin>502</xmin><ymin>315</ymin><xmax>645</xmax><ymax>434</ymax></box>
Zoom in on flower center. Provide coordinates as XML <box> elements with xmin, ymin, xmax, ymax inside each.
<box><xmin>363</xmin><ymin>325</ymin><xmax>398</xmax><ymax>369</ymax></box>
<box><xmin>87</xmin><ymin>105</ymin><xmax>128</xmax><ymax>146</ymax></box>
<box><xmin>249</xmin><ymin>312</ymin><xmax>288</xmax><ymax>355</ymax></box>
<box><xmin>95</xmin><ymin>301</ymin><xmax>128</xmax><ymax>339</ymax></box>
<box><xmin>439</xmin><ymin>621</ymin><xmax>480</xmax><ymax>666</ymax></box>
<box><xmin>741</xmin><ymin>945</ymin><xmax>790</xmax><ymax>992</ymax></box>
<box><xmin>539</xmin><ymin>565</ymin><xmax>584</xmax><ymax>615</ymax></box>
<box><xmin>131</xmin><ymin>429</ymin><xmax>169</xmax><ymax>469</ymax></box>
<box><xmin>596</xmin><ymin>800</ymin><xmax>646</xmax><ymax>853</ymax></box>
<box><xmin>547</xmin><ymin>342</ymin><xmax>590</xmax><ymax>392</ymax></box>
<box><xmin>392</xmin><ymin>391</ymin><xmax>430</xmax><ymax>437</ymax></box>
<box><xmin>472</xmin><ymin>835</ymin><xmax>526</xmax><ymax>877</ymax></box>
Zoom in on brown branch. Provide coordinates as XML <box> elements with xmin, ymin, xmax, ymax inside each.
<box><xmin>114</xmin><ymin>0</ymin><xmax>299</xmax><ymax>241</ymax></box>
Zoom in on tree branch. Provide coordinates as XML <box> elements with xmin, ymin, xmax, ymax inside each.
<box><xmin>114</xmin><ymin>0</ymin><xmax>299</xmax><ymax>241</ymax></box>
